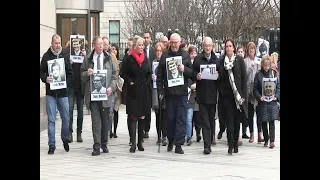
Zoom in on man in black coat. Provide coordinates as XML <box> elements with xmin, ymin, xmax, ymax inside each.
<box><xmin>192</xmin><ymin>37</ymin><xmax>220</xmax><ymax>154</ymax></box>
<box><xmin>156</xmin><ymin>33</ymin><xmax>194</xmax><ymax>154</ymax></box>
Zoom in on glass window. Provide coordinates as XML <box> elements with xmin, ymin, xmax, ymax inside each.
<box><xmin>109</xmin><ymin>20</ymin><xmax>120</xmax><ymax>44</ymax></box>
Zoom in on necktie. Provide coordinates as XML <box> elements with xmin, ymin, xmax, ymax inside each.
<box><xmin>97</xmin><ymin>55</ymin><xmax>101</xmax><ymax>70</ymax></box>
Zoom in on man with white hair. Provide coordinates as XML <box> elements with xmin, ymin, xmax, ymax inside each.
<box><xmin>156</xmin><ymin>33</ymin><xmax>194</xmax><ymax>154</ymax></box>
<box><xmin>192</xmin><ymin>37</ymin><xmax>220</xmax><ymax>154</ymax></box>
<box><xmin>160</xmin><ymin>36</ymin><xmax>169</xmax><ymax>49</ymax></box>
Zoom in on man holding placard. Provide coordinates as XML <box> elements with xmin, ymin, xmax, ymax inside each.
<box><xmin>156</xmin><ymin>33</ymin><xmax>194</xmax><ymax>154</ymax></box>
<box><xmin>81</xmin><ymin>36</ymin><xmax>118</xmax><ymax>156</ymax></box>
<box><xmin>192</xmin><ymin>37</ymin><xmax>220</xmax><ymax>154</ymax></box>
<box><xmin>40</xmin><ymin>34</ymin><xmax>73</xmax><ymax>155</ymax></box>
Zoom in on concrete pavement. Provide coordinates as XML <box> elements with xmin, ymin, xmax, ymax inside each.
<box><xmin>40</xmin><ymin>106</ymin><xmax>280</xmax><ymax>180</ymax></box>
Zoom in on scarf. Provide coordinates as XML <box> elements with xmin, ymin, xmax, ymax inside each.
<box><xmin>50</xmin><ymin>46</ymin><xmax>62</xmax><ymax>58</ymax></box>
<box><xmin>224</xmin><ymin>55</ymin><xmax>244</xmax><ymax>111</ymax></box>
<box><xmin>130</xmin><ymin>49</ymin><xmax>144</xmax><ymax>67</ymax></box>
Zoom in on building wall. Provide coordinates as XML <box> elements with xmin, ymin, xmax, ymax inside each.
<box><xmin>40</xmin><ymin>0</ymin><xmax>56</xmax><ymax>97</ymax></box>
<box><xmin>100</xmin><ymin>0</ymin><xmax>132</xmax><ymax>42</ymax></box>
<box><xmin>40</xmin><ymin>0</ymin><xmax>56</xmax><ymax>131</ymax></box>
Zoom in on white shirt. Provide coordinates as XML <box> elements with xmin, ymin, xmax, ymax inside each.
<box><xmin>74</xmin><ymin>50</ymin><xmax>80</xmax><ymax>56</ymax></box>
<box><xmin>146</xmin><ymin>45</ymin><xmax>150</xmax><ymax>59</ymax></box>
<box><xmin>93</xmin><ymin>52</ymin><xmax>104</xmax><ymax>71</ymax></box>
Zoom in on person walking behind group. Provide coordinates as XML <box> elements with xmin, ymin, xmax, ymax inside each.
<box><xmin>151</xmin><ymin>42</ymin><xmax>168</xmax><ymax>146</ymax></box>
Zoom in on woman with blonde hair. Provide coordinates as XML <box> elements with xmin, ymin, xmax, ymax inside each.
<box><xmin>120</xmin><ymin>35</ymin><xmax>152</xmax><ymax>153</ymax></box>
<box><xmin>243</xmin><ymin>42</ymin><xmax>264</xmax><ymax>143</ymax></box>
<box><xmin>253</xmin><ymin>55</ymin><xmax>280</xmax><ymax>148</ymax></box>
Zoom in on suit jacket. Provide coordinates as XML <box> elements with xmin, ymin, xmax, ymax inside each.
<box><xmin>145</xmin><ymin>45</ymin><xmax>155</xmax><ymax>64</ymax></box>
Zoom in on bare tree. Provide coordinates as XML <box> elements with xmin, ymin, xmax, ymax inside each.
<box><xmin>120</xmin><ymin>0</ymin><xmax>279</xmax><ymax>45</ymax></box>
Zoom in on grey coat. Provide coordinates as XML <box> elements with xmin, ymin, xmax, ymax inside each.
<box><xmin>80</xmin><ymin>50</ymin><xmax>118</xmax><ymax>109</ymax></box>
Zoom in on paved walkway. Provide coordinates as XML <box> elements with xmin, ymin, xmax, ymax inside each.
<box><xmin>40</xmin><ymin>107</ymin><xmax>280</xmax><ymax>180</ymax></box>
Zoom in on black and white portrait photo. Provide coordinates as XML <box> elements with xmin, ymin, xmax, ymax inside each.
<box><xmin>262</xmin><ymin>77</ymin><xmax>277</xmax><ymax>102</ymax></box>
<box><xmin>47</xmin><ymin>58</ymin><xmax>67</xmax><ymax>90</ymax></box>
<box><xmin>70</xmin><ymin>35</ymin><xmax>86</xmax><ymax>63</ymax></box>
<box><xmin>256</xmin><ymin>38</ymin><xmax>269</xmax><ymax>58</ymax></box>
<box><xmin>90</xmin><ymin>70</ymin><xmax>108</xmax><ymax>101</ymax></box>
<box><xmin>152</xmin><ymin>62</ymin><xmax>159</xmax><ymax>88</ymax></box>
<box><xmin>166</xmin><ymin>56</ymin><xmax>184</xmax><ymax>87</ymax></box>
<box><xmin>200</xmin><ymin>64</ymin><xmax>217</xmax><ymax>80</ymax></box>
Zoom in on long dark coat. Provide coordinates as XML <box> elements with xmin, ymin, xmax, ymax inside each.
<box><xmin>217</xmin><ymin>55</ymin><xmax>248</xmax><ymax>124</ymax></box>
<box><xmin>121</xmin><ymin>54</ymin><xmax>152</xmax><ymax>117</ymax></box>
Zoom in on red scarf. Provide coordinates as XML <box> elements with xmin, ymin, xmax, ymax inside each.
<box><xmin>130</xmin><ymin>49</ymin><xmax>144</xmax><ymax>67</ymax></box>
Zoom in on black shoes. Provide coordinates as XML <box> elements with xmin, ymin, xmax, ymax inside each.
<box><xmin>102</xmin><ymin>146</ymin><xmax>109</xmax><ymax>153</ymax></box>
<box><xmin>167</xmin><ymin>141</ymin><xmax>173</xmax><ymax>152</ymax></box>
<box><xmin>92</xmin><ymin>149</ymin><xmax>100</xmax><ymax>156</ymax></box>
<box><xmin>174</xmin><ymin>146</ymin><xmax>184</xmax><ymax>154</ymax></box>
<box><xmin>63</xmin><ymin>142</ymin><xmax>69</xmax><ymax>152</ymax></box>
<box><xmin>48</xmin><ymin>142</ymin><xmax>69</xmax><ymax>155</ymax></box>
<box><xmin>203</xmin><ymin>148</ymin><xmax>211</xmax><ymax>154</ymax></box>
<box><xmin>217</xmin><ymin>131</ymin><xmax>223</xmax><ymax>140</ymax></box>
<box><xmin>48</xmin><ymin>145</ymin><xmax>55</xmax><ymax>155</ymax></box>
<box><xmin>196</xmin><ymin>134</ymin><xmax>202</xmax><ymax>142</ymax></box>
<box><xmin>77</xmin><ymin>133</ymin><xmax>83</xmax><ymax>142</ymax></box>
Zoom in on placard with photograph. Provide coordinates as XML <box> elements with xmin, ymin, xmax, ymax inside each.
<box><xmin>152</xmin><ymin>62</ymin><xmax>159</xmax><ymax>88</ymax></box>
<box><xmin>90</xmin><ymin>70</ymin><xmax>108</xmax><ymax>101</ymax></box>
<box><xmin>262</xmin><ymin>77</ymin><xmax>277</xmax><ymax>102</ymax></box>
<box><xmin>47</xmin><ymin>58</ymin><xmax>67</xmax><ymax>90</ymax></box>
<box><xmin>256</xmin><ymin>38</ymin><xmax>269</xmax><ymax>58</ymax></box>
<box><xmin>200</xmin><ymin>64</ymin><xmax>217</xmax><ymax>80</ymax></box>
<box><xmin>166</xmin><ymin>56</ymin><xmax>184</xmax><ymax>87</ymax></box>
<box><xmin>70</xmin><ymin>35</ymin><xmax>86</xmax><ymax>63</ymax></box>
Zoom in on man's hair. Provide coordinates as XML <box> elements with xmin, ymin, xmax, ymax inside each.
<box><xmin>144</xmin><ymin>30</ymin><xmax>151</xmax><ymax>36</ymax></box>
<box><xmin>51</xmin><ymin>60</ymin><xmax>61</xmax><ymax>72</ymax></box>
<box><xmin>51</xmin><ymin>34</ymin><xmax>61</xmax><ymax>43</ymax></box>
<box><xmin>102</xmin><ymin>36</ymin><xmax>109</xmax><ymax>41</ymax></box>
<box><xmin>92</xmin><ymin>36</ymin><xmax>102</xmax><ymax>45</ymax></box>
<box><xmin>188</xmin><ymin>46</ymin><xmax>197</xmax><ymax>54</ymax></box>
<box><xmin>170</xmin><ymin>33</ymin><xmax>181</xmax><ymax>41</ymax></box>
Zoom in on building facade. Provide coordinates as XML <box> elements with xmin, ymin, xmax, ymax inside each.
<box><xmin>100</xmin><ymin>0</ymin><xmax>131</xmax><ymax>44</ymax></box>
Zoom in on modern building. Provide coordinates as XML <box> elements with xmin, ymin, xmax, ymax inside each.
<box><xmin>40</xmin><ymin>0</ymin><xmax>104</xmax><ymax>131</ymax></box>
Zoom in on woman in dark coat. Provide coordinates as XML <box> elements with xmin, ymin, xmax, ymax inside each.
<box><xmin>253</xmin><ymin>55</ymin><xmax>280</xmax><ymax>149</ymax></box>
<box><xmin>120</xmin><ymin>36</ymin><xmax>152</xmax><ymax>153</ymax></box>
<box><xmin>218</xmin><ymin>39</ymin><xmax>248</xmax><ymax>155</ymax></box>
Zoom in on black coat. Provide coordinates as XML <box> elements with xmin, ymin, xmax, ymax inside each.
<box><xmin>40</xmin><ymin>48</ymin><xmax>73</xmax><ymax>98</ymax></box>
<box><xmin>121</xmin><ymin>54</ymin><xmax>152</xmax><ymax>117</ymax></box>
<box><xmin>192</xmin><ymin>51</ymin><xmax>220</xmax><ymax>104</ymax></box>
<box><xmin>156</xmin><ymin>48</ymin><xmax>193</xmax><ymax>97</ymax></box>
<box><xmin>218</xmin><ymin>55</ymin><xmax>248</xmax><ymax>119</ymax></box>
